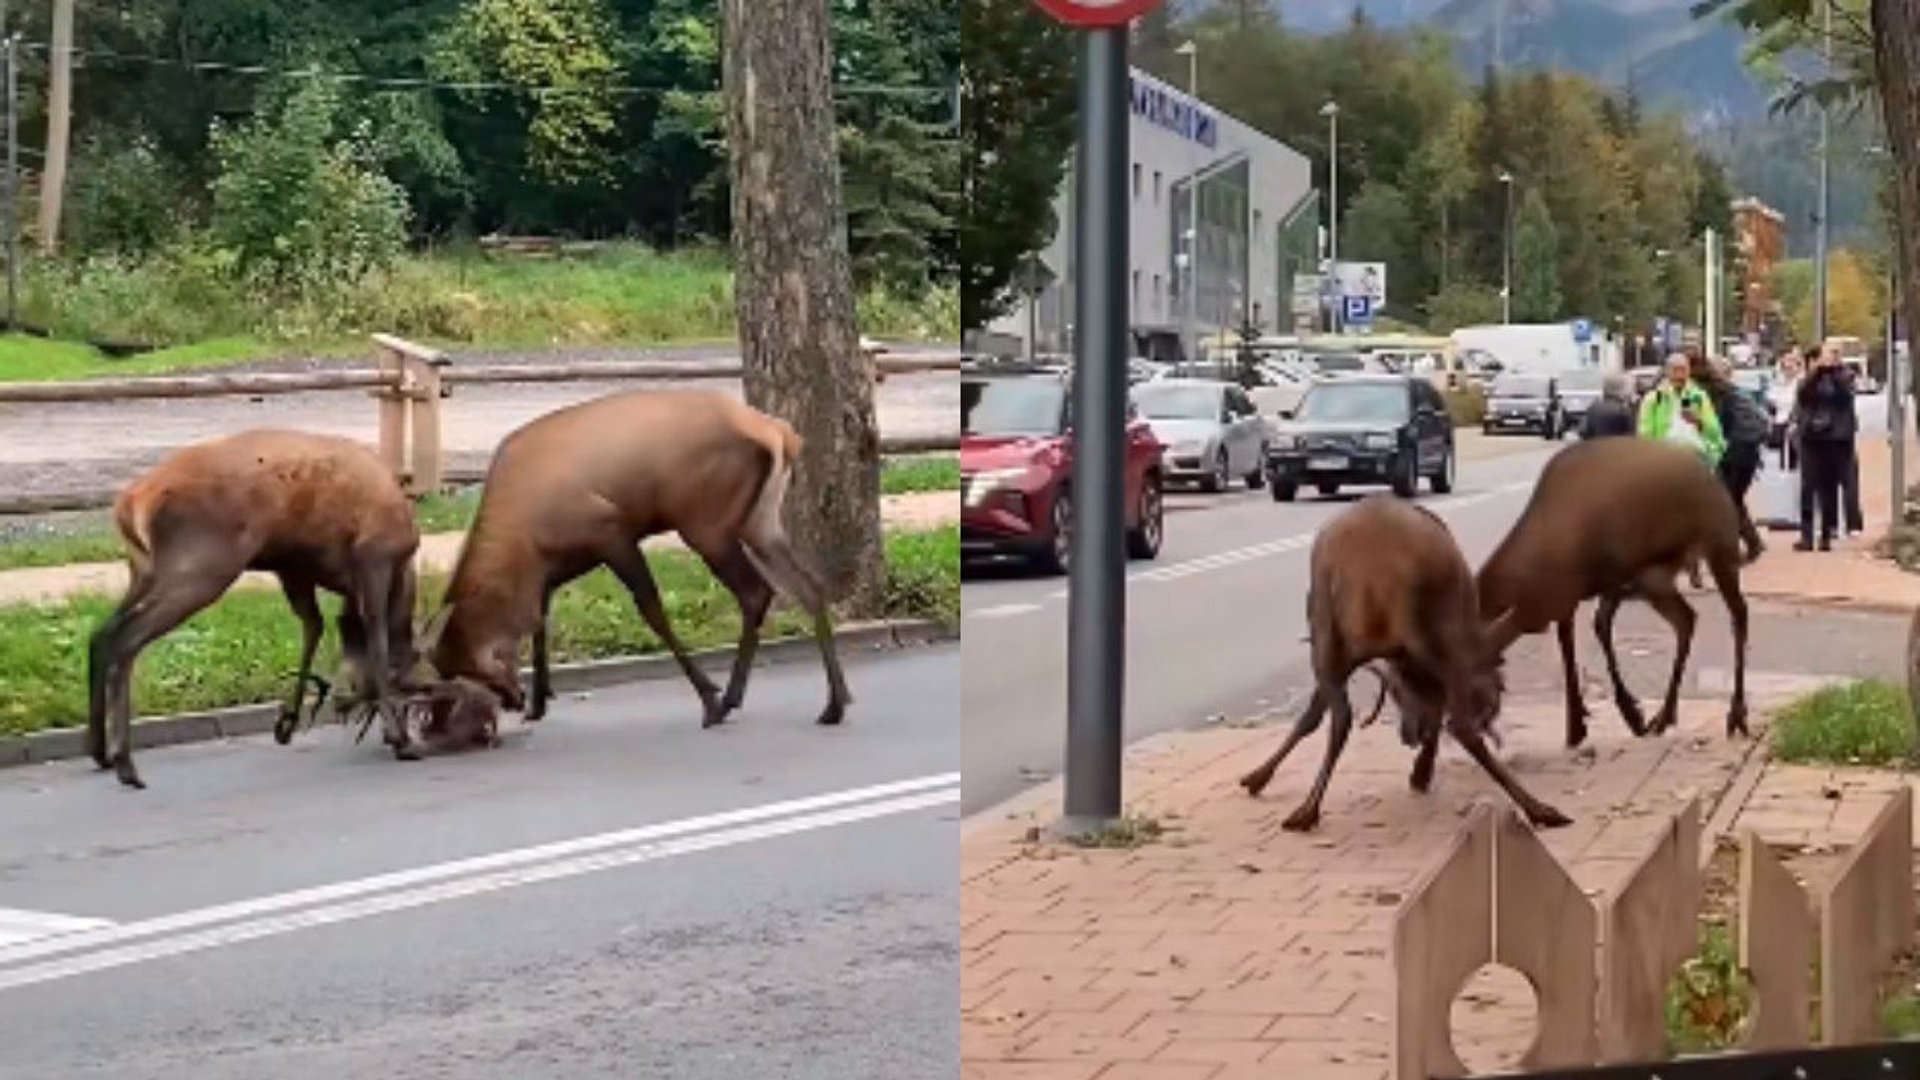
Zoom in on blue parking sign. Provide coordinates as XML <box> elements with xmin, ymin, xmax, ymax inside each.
<box><xmin>1571</xmin><ymin>318</ymin><xmax>1592</xmax><ymax>343</ymax></box>
<box><xmin>1343</xmin><ymin>295</ymin><xmax>1372</xmax><ymax>323</ymax></box>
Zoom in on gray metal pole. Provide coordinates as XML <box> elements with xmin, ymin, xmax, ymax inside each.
<box><xmin>1501</xmin><ymin>178</ymin><xmax>1513</xmax><ymax>325</ymax></box>
<box><xmin>1892</xmin><ymin>259</ymin><xmax>1905</xmax><ymax>518</ymax></box>
<box><xmin>1185</xmin><ymin>49</ymin><xmax>1198</xmax><ymax>366</ymax></box>
<box><xmin>1060</xmin><ymin>26</ymin><xmax>1129</xmax><ymax>832</ymax></box>
<box><xmin>5</xmin><ymin>34</ymin><xmax>17</xmax><ymax>329</ymax></box>
<box><xmin>1814</xmin><ymin>0</ymin><xmax>1832</xmax><ymax>344</ymax></box>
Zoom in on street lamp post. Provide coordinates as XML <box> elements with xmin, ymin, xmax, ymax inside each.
<box><xmin>1814</xmin><ymin>0</ymin><xmax>1833</xmax><ymax>344</ymax></box>
<box><xmin>1177</xmin><ymin>40</ymin><xmax>1199</xmax><ymax>365</ymax></box>
<box><xmin>1322</xmin><ymin>100</ymin><xmax>1340</xmax><ymax>333</ymax></box>
<box><xmin>1499</xmin><ymin>170</ymin><xmax>1514</xmax><ymax>325</ymax></box>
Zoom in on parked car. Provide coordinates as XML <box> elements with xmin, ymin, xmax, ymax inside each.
<box><xmin>1483</xmin><ymin>372</ymin><xmax>1564</xmax><ymax>438</ymax></box>
<box><xmin>960</xmin><ymin>371</ymin><xmax>1166</xmax><ymax>574</ymax></box>
<box><xmin>1265</xmin><ymin>374</ymin><xmax>1456</xmax><ymax>501</ymax></box>
<box><xmin>1554</xmin><ymin>369</ymin><xmax>1605</xmax><ymax>437</ymax></box>
<box><xmin>1131</xmin><ymin>378</ymin><xmax>1270</xmax><ymax>493</ymax></box>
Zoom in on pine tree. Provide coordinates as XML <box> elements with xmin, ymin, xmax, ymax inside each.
<box><xmin>1513</xmin><ymin>187</ymin><xmax>1562</xmax><ymax>321</ymax></box>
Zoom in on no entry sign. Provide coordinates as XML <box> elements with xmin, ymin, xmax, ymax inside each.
<box><xmin>1031</xmin><ymin>0</ymin><xmax>1163</xmax><ymax>28</ymax></box>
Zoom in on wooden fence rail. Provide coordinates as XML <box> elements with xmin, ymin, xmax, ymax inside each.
<box><xmin>0</xmin><ymin>333</ymin><xmax>962</xmax><ymax>501</ymax></box>
<box><xmin>1395</xmin><ymin>788</ymin><xmax>1917</xmax><ymax>1079</ymax></box>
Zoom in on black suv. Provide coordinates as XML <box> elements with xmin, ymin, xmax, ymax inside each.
<box><xmin>1265</xmin><ymin>374</ymin><xmax>1456</xmax><ymax>501</ymax></box>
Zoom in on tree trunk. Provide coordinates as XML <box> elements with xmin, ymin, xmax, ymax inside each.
<box><xmin>1873</xmin><ymin>0</ymin><xmax>1920</xmax><ymax>735</ymax></box>
<box><xmin>37</xmin><ymin>0</ymin><xmax>72</xmax><ymax>255</ymax></box>
<box><xmin>720</xmin><ymin>0</ymin><xmax>885</xmax><ymax>614</ymax></box>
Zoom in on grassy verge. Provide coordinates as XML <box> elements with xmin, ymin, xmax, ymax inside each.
<box><xmin>1770</xmin><ymin>679</ymin><xmax>1917</xmax><ymax>767</ymax></box>
<box><xmin>0</xmin><ymin>456</ymin><xmax>959</xmax><ymax>572</ymax></box>
<box><xmin>0</xmin><ymin>526</ymin><xmax>956</xmax><ymax>737</ymax></box>
<box><xmin>4</xmin><ymin>244</ymin><xmax>954</xmax><ymax>378</ymax></box>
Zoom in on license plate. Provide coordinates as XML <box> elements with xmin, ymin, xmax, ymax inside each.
<box><xmin>1308</xmin><ymin>455</ymin><xmax>1347</xmax><ymax>470</ymax></box>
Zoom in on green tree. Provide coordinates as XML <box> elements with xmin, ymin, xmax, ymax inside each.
<box><xmin>959</xmin><ymin>0</ymin><xmax>1074</xmax><ymax>330</ymax></box>
<box><xmin>1423</xmin><ymin>282</ymin><xmax>1504</xmax><ymax>332</ymax></box>
<box><xmin>1512</xmin><ymin>188</ymin><xmax>1562</xmax><ymax>321</ymax></box>
<box><xmin>1341</xmin><ymin>181</ymin><xmax>1413</xmax><ymax>313</ymax></box>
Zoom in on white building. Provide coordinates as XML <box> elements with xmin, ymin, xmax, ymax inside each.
<box><xmin>990</xmin><ymin>67</ymin><xmax>1318</xmax><ymax>360</ymax></box>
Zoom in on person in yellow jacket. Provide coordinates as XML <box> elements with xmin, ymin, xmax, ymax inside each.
<box><xmin>1637</xmin><ymin>351</ymin><xmax>1724</xmax><ymax>467</ymax></box>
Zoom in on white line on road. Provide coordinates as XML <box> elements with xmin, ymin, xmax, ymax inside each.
<box><xmin>0</xmin><ymin>772</ymin><xmax>959</xmax><ymax>972</ymax></box>
<box><xmin>967</xmin><ymin>602</ymin><xmax>1042</xmax><ymax>621</ymax></box>
<box><xmin>0</xmin><ymin>786</ymin><xmax>959</xmax><ymax>992</ymax></box>
<box><xmin>0</xmin><ymin>908</ymin><xmax>114</xmax><ymax>948</ymax></box>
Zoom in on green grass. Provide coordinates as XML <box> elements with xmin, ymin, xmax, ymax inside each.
<box><xmin>5</xmin><ymin>243</ymin><xmax>955</xmax><ymax>378</ymax></box>
<box><xmin>1770</xmin><ymin>679</ymin><xmax>1918</xmax><ymax>767</ymax></box>
<box><xmin>0</xmin><ymin>526</ymin><xmax>956</xmax><ymax>737</ymax></box>
<box><xmin>0</xmin><ymin>456</ymin><xmax>960</xmax><ymax>573</ymax></box>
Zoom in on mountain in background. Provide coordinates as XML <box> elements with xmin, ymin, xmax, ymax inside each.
<box><xmin>1262</xmin><ymin>0</ymin><xmax>1876</xmax><ymax>251</ymax></box>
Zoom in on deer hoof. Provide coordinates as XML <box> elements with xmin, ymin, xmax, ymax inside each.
<box><xmin>112</xmin><ymin>754</ymin><xmax>146</xmax><ymax>791</ymax></box>
<box><xmin>815</xmin><ymin>700</ymin><xmax>846</xmax><ymax>727</ymax></box>
<box><xmin>1726</xmin><ymin>708</ymin><xmax>1750</xmax><ymax>738</ymax></box>
<box><xmin>1529</xmin><ymin>804</ymin><xmax>1573</xmax><ymax>829</ymax></box>
<box><xmin>1281</xmin><ymin>806</ymin><xmax>1321</xmax><ymax>832</ymax></box>
<box><xmin>1240</xmin><ymin>770</ymin><xmax>1273</xmax><ymax>798</ymax></box>
<box><xmin>273</xmin><ymin>710</ymin><xmax>299</xmax><ymax>746</ymax></box>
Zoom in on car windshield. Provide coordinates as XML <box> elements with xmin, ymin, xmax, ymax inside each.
<box><xmin>963</xmin><ymin>379</ymin><xmax>1065</xmax><ymax>436</ymax></box>
<box><xmin>1310</xmin><ymin>354</ymin><xmax>1366</xmax><ymax>373</ymax></box>
<box><xmin>1133</xmin><ymin>384</ymin><xmax>1221</xmax><ymax>421</ymax></box>
<box><xmin>1558</xmin><ymin>370</ymin><xmax>1603</xmax><ymax>392</ymax></box>
<box><xmin>1297</xmin><ymin>383</ymin><xmax>1408</xmax><ymax>423</ymax></box>
<box><xmin>1492</xmin><ymin>375</ymin><xmax>1550</xmax><ymax>397</ymax></box>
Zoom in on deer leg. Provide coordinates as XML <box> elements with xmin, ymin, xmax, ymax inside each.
<box><xmin>1239</xmin><ymin>687</ymin><xmax>1326</xmax><ymax>797</ymax></box>
<box><xmin>275</xmin><ymin>574</ymin><xmax>325</xmax><ymax>746</ymax></box>
<box><xmin>740</xmin><ymin>533</ymin><xmax>852</xmax><ymax>727</ymax></box>
<box><xmin>602</xmin><ymin>545</ymin><xmax>726</xmax><ymax>727</ymax></box>
<box><xmin>1635</xmin><ymin>574</ymin><xmax>1696</xmax><ymax>736</ymax></box>
<box><xmin>1706</xmin><ymin>553</ymin><xmax>1751</xmax><ymax>737</ymax></box>
<box><xmin>1555</xmin><ymin>614</ymin><xmax>1592</xmax><ymax>748</ymax></box>
<box><xmin>99</xmin><ymin>566</ymin><xmax>239</xmax><ymax>788</ymax></box>
<box><xmin>1447</xmin><ymin>713</ymin><xmax>1572</xmax><ymax>828</ymax></box>
<box><xmin>353</xmin><ymin>556</ymin><xmax>420</xmax><ymax>760</ymax></box>
<box><xmin>88</xmin><ymin>571</ymin><xmax>155</xmax><ymax>769</ymax></box>
<box><xmin>695</xmin><ymin>541</ymin><xmax>774</xmax><ymax>719</ymax></box>
<box><xmin>528</xmin><ymin>586</ymin><xmax>554</xmax><ymax>722</ymax></box>
<box><xmin>1284</xmin><ymin>675</ymin><xmax>1357</xmax><ymax>832</ymax></box>
<box><xmin>1593</xmin><ymin>590</ymin><xmax>1648</xmax><ymax>736</ymax></box>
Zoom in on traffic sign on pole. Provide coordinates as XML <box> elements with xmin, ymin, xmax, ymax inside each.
<box><xmin>1343</xmin><ymin>295</ymin><xmax>1372</xmax><ymax>325</ymax></box>
<box><xmin>1571</xmin><ymin>318</ymin><xmax>1592</xmax><ymax>344</ymax></box>
<box><xmin>1031</xmin><ymin>0</ymin><xmax>1164</xmax><ymax>27</ymax></box>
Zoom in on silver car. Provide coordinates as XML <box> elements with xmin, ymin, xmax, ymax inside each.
<box><xmin>1132</xmin><ymin>378</ymin><xmax>1270</xmax><ymax>492</ymax></box>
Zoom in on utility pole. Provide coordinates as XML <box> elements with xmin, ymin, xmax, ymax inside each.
<box><xmin>38</xmin><ymin>0</ymin><xmax>73</xmax><ymax>255</ymax></box>
<box><xmin>1499</xmin><ymin>171</ymin><xmax>1514</xmax><ymax>325</ymax></box>
<box><xmin>6</xmin><ymin>33</ymin><xmax>18</xmax><ymax>329</ymax></box>
<box><xmin>1322</xmin><ymin>100</ymin><xmax>1340</xmax><ymax>333</ymax></box>
<box><xmin>1891</xmin><ymin>257</ymin><xmax>1905</xmax><ymax>520</ymax></box>
<box><xmin>1705</xmin><ymin>227</ymin><xmax>1718</xmax><ymax>358</ymax></box>
<box><xmin>1177</xmin><ymin>40</ymin><xmax>1198</xmax><ymax>366</ymax></box>
<box><xmin>1814</xmin><ymin>0</ymin><xmax>1832</xmax><ymax>344</ymax></box>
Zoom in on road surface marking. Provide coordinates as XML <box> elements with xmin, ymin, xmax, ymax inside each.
<box><xmin>967</xmin><ymin>603</ymin><xmax>1041</xmax><ymax>620</ymax></box>
<box><xmin>0</xmin><ymin>785</ymin><xmax>958</xmax><ymax>992</ymax></box>
<box><xmin>0</xmin><ymin>908</ymin><xmax>114</xmax><ymax>948</ymax></box>
<box><xmin>0</xmin><ymin>772</ymin><xmax>958</xmax><ymax>973</ymax></box>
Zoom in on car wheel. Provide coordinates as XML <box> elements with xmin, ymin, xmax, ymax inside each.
<box><xmin>1316</xmin><ymin>482</ymin><xmax>1340</xmax><ymax>498</ymax></box>
<box><xmin>1126</xmin><ymin>475</ymin><xmax>1164</xmax><ymax>560</ymax></box>
<box><xmin>1430</xmin><ymin>445</ymin><xmax>1455</xmax><ymax>493</ymax></box>
<box><xmin>1482</xmin><ymin>423</ymin><xmax>1495</xmax><ymax>436</ymax></box>
<box><xmin>1036</xmin><ymin>490</ymin><xmax>1071</xmax><ymax>576</ymax></box>
<box><xmin>1270</xmin><ymin>477</ymin><xmax>1297</xmax><ymax>502</ymax></box>
<box><xmin>1202</xmin><ymin>449</ymin><xmax>1228</xmax><ymax>493</ymax></box>
<box><xmin>1390</xmin><ymin>454</ymin><xmax>1418</xmax><ymax>498</ymax></box>
<box><xmin>1245</xmin><ymin>445</ymin><xmax>1267</xmax><ymax>489</ymax></box>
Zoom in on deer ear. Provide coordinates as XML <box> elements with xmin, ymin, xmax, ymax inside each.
<box><xmin>417</xmin><ymin>604</ymin><xmax>455</xmax><ymax>657</ymax></box>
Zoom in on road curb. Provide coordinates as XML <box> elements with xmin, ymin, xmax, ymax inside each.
<box><xmin>1742</xmin><ymin>589</ymin><xmax>1918</xmax><ymax>617</ymax></box>
<box><xmin>0</xmin><ymin>619</ymin><xmax>952</xmax><ymax>771</ymax></box>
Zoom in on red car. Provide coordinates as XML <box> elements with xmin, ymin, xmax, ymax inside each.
<box><xmin>961</xmin><ymin>370</ymin><xmax>1166</xmax><ymax>574</ymax></box>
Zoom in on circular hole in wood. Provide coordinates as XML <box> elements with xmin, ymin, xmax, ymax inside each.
<box><xmin>1450</xmin><ymin>963</ymin><xmax>1537</xmax><ymax>1074</ymax></box>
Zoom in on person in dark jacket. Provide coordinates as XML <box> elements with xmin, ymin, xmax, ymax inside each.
<box><xmin>1692</xmin><ymin>354</ymin><xmax>1768</xmax><ymax>561</ymax></box>
<box><xmin>1578</xmin><ymin>372</ymin><xmax>1636</xmax><ymax>439</ymax></box>
<box><xmin>1837</xmin><ymin>356</ymin><xmax>1866</xmax><ymax>535</ymax></box>
<box><xmin>1795</xmin><ymin>343</ymin><xmax>1859</xmax><ymax>551</ymax></box>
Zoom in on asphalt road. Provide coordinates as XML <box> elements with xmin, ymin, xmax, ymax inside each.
<box><xmin>0</xmin><ymin>644</ymin><xmax>958</xmax><ymax>1080</ymax></box>
<box><xmin>961</xmin><ymin>406</ymin><xmax>1906</xmax><ymax>817</ymax></box>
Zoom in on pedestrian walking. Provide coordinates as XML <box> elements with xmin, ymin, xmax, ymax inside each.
<box><xmin>1794</xmin><ymin>343</ymin><xmax>1859</xmax><ymax>551</ymax></box>
<box><xmin>1579</xmin><ymin>372</ymin><xmax>1637</xmax><ymax>439</ymax></box>
<box><xmin>1693</xmin><ymin>354</ymin><xmax>1768</xmax><ymax>561</ymax></box>
<box><xmin>1638</xmin><ymin>351</ymin><xmax>1725</xmax><ymax>468</ymax></box>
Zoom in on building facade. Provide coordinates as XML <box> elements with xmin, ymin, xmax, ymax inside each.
<box><xmin>990</xmin><ymin>68</ymin><xmax>1318</xmax><ymax>358</ymax></box>
<box><xmin>1732</xmin><ymin>196</ymin><xmax>1786</xmax><ymax>343</ymax></box>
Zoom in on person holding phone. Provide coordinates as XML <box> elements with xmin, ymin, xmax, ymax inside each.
<box><xmin>1638</xmin><ymin>351</ymin><xmax>1724</xmax><ymax>468</ymax></box>
<box><xmin>1794</xmin><ymin>343</ymin><xmax>1858</xmax><ymax>551</ymax></box>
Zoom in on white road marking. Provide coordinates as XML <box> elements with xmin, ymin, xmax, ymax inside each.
<box><xmin>967</xmin><ymin>603</ymin><xmax>1042</xmax><ymax>620</ymax></box>
<box><xmin>0</xmin><ymin>786</ymin><xmax>958</xmax><ymax>992</ymax></box>
<box><xmin>0</xmin><ymin>772</ymin><xmax>958</xmax><ymax>974</ymax></box>
<box><xmin>0</xmin><ymin>908</ymin><xmax>114</xmax><ymax>948</ymax></box>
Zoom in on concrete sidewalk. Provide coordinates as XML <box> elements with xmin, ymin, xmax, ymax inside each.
<box><xmin>962</xmin><ymin>697</ymin><xmax>1776</xmax><ymax>1080</ymax></box>
<box><xmin>0</xmin><ymin>490</ymin><xmax>958</xmax><ymax>606</ymax></box>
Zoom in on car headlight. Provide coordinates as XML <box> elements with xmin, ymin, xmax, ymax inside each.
<box><xmin>1363</xmin><ymin>432</ymin><xmax>1395</xmax><ymax>450</ymax></box>
<box><xmin>963</xmin><ymin>467</ymin><xmax>1029</xmax><ymax>508</ymax></box>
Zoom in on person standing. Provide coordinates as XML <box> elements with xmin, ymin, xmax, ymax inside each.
<box><xmin>1579</xmin><ymin>372</ymin><xmax>1637</xmax><ymax>439</ymax></box>
<box><xmin>1835</xmin><ymin>345</ymin><xmax>1866</xmax><ymax>535</ymax></box>
<box><xmin>1694</xmin><ymin>353</ymin><xmax>1769</xmax><ymax>561</ymax></box>
<box><xmin>1794</xmin><ymin>343</ymin><xmax>1859</xmax><ymax>551</ymax></box>
<box><xmin>1638</xmin><ymin>351</ymin><xmax>1725</xmax><ymax>468</ymax></box>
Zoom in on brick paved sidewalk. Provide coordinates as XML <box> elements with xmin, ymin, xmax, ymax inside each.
<box><xmin>962</xmin><ymin>697</ymin><xmax>1779</xmax><ymax>1080</ymax></box>
<box><xmin>1741</xmin><ymin>431</ymin><xmax>1920</xmax><ymax>613</ymax></box>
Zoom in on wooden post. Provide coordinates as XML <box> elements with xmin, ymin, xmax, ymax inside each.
<box><xmin>1392</xmin><ymin>802</ymin><xmax>1495</xmax><ymax>1080</ymax></box>
<box><xmin>1494</xmin><ymin>808</ymin><xmax>1599</xmax><ymax>1069</ymax></box>
<box><xmin>371</xmin><ymin>339</ymin><xmax>409</xmax><ymax>488</ymax></box>
<box><xmin>1738</xmin><ymin>830</ymin><xmax>1814</xmax><ymax>1050</ymax></box>
<box><xmin>411</xmin><ymin>355</ymin><xmax>448</xmax><ymax>494</ymax></box>
<box><xmin>1599</xmin><ymin>797</ymin><xmax>1701</xmax><ymax>1064</ymax></box>
<box><xmin>1820</xmin><ymin>787</ymin><xmax>1915</xmax><ymax>1045</ymax></box>
<box><xmin>369</xmin><ymin>334</ymin><xmax>451</xmax><ymax>498</ymax></box>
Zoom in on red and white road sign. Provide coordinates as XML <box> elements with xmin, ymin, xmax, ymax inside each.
<box><xmin>1031</xmin><ymin>0</ymin><xmax>1164</xmax><ymax>28</ymax></box>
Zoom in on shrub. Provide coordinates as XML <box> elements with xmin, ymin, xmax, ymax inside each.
<box><xmin>65</xmin><ymin>135</ymin><xmax>188</xmax><ymax>258</ymax></box>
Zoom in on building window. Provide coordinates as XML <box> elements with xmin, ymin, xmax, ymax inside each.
<box><xmin>1132</xmin><ymin>163</ymin><xmax>1142</xmax><ymax>199</ymax></box>
<box><xmin>1153</xmin><ymin>170</ymin><xmax>1162</xmax><ymax>204</ymax></box>
<box><xmin>1132</xmin><ymin>268</ymin><xmax>1141</xmax><ymax>311</ymax></box>
<box><xmin>1153</xmin><ymin>273</ymin><xmax>1163</xmax><ymax>315</ymax></box>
